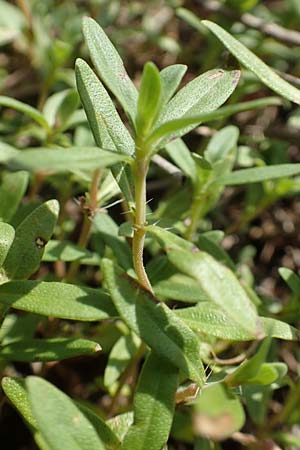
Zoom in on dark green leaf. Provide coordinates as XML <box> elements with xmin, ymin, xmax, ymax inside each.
<box><xmin>102</xmin><ymin>259</ymin><xmax>205</xmax><ymax>386</ymax></box>
<box><xmin>2</xmin><ymin>200</ymin><xmax>59</xmax><ymax>280</ymax></box>
<box><xmin>0</xmin><ymin>338</ymin><xmax>101</xmax><ymax>362</ymax></box>
<box><xmin>0</xmin><ymin>281</ymin><xmax>117</xmax><ymax>320</ymax></box>
<box><xmin>27</xmin><ymin>376</ymin><xmax>105</xmax><ymax>450</ymax></box>
<box><xmin>76</xmin><ymin>404</ymin><xmax>121</xmax><ymax>450</ymax></box>
<box><xmin>122</xmin><ymin>351</ymin><xmax>179</xmax><ymax>450</ymax></box>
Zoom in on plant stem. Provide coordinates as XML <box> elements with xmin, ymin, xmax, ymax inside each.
<box><xmin>132</xmin><ymin>156</ymin><xmax>153</xmax><ymax>293</ymax></box>
<box><xmin>66</xmin><ymin>168</ymin><xmax>102</xmax><ymax>282</ymax></box>
<box><xmin>185</xmin><ymin>194</ymin><xmax>204</xmax><ymax>241</ymax></box>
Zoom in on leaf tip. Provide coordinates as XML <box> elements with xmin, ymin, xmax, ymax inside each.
<box><xmin>94</xmin><ymin>343</ymin><xmax>102</xmax><ymax>352</ymax></box>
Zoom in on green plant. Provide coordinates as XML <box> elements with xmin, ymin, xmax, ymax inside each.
<box><xmin>1</xmin><ymin>8</ymin><xmax>300</xmax><ymax>450</ymax></box>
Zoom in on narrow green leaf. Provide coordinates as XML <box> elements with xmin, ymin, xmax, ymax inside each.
<box><xmin>75</xmin><ymin>59</ymin><xmax>135</xmax><ymax>156</ymax></box>
<box><xmin>0</xmin><ymin>223</ymin><xmax>14</xmax><ymax>269</ymax></box>
<box><xmin>10</xmin><ymin>147</ymin><xmax>132</xmax><ymax>173</ymax></box>
<box><xmin>147</xmin><ymin>97</ymin><xmax>281</xmax><ymax>147</ymax></box>
<box><xmin>27</xmin><ymin>376</ymin><xmax>105</xmax><ymax>450</ymax></box>
<box><xmin>168</xmin><ymin>249</ymin><xmax>262</xmax><ymax>338</ymax></box>
<box><xmin>76</xmin><ymin>404</ymin><xmax>121</xmax><ymax>450</ymax></box>
<box><xmin>279</xmin><ymin>267</ymin><xmax>300</xmax><ymax>295</ymax></box>
<box><xmin>0</xmin><ymin>171</ymin><xmax>29</xmax><ymax>222</ymax></box>
<box><xmin>0</xmin><ymin>338</ymin><xmax>101</xmax><ymax>362</ymax></box>
<box><xmin>2</xmin><ymin>200</ymin><xmax>59</xmax><ymax>280</ymax></box>
<box><xmin>102</xmin><ymin>259</ymin><xmax>206</xmax><ymax>386</ymax></box>
<box><xmin>159</xmin><ymin>64</ymin><xmax>187</xmax><ymax>110</ymax></box>
<box><xmin>122</xmin><ymin>352</ymin><xmax>179</xmax><ymax>450</ymax></box>
<box><xmin>0</xmin><ymin>281</ymin><xmax>117</xmax><ymax>320</ymax></box>
<box><xmin>0</xmin><ymin>96</ymin><xmax>50</xmax><ymax>130</ymax></box>
<box><xmin>135</xmin><ymin>62</ymin><xmax>161</xmax><ymax>137</ymax></box>
<box><xmin>220</xmin><ymin>163</ymin><xmax>300</xmax><ymax>185</ymax></box>
<box><xmin>201</xmin><ymin>20</ymin><xmax>300</xmax><ymax>104</ymax></box>
<box><xmin>82</xmin><ymin>17</ymin><xmax>138</xmax><ymax>122</ymax></box>
<box><xmin>75</xmin><ymin>58</ymin><xmax>135</xmax><ymax>205</ymax></box>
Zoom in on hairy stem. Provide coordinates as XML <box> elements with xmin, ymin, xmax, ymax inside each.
<box><xmin>66</xmin><ymin>168</ymin><xmax>102</xmax><ymax>282</ymax></box>
<box><xmin>132</xmin><ymin>157</ymin><xmax>153</xmax><ymax>293</ymax></box>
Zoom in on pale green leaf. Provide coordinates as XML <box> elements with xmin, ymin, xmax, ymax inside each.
<box><xmin>82</xmin><ymin>17</ymin><xmax>138</xmax><ymax>122</ymax></box>
<box><xmin>153</xmin><ymin>68</ymin><xmax>240</xmax><ymax>147</ymax></box>
<box><xmin>201</xmin><ymin>20</ymin><xmax>300</xmax><ymax>104</ymax></box>
<box><xmin>168</xmin><ymin>249</ymin><xmax>262</xmax><ymax>338</ymax></box>
<box><xmin>175</xmin><ymin>303</ymin><xmax>300</xmax><ymax>341</ymax></box>
<box><xmin>10</xmin><ymin>147</ymin><xmax>132</xmax><ymax>173</ymax></box>
<box><xmin>0</xmin><ymin>96</ymin><xmax>50</xmax><ymax>130</ymax></box>
<box><xmin>220</xmin><ymin>163</ymin><xmax>300</xmax><ymax>185</ymax></box>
